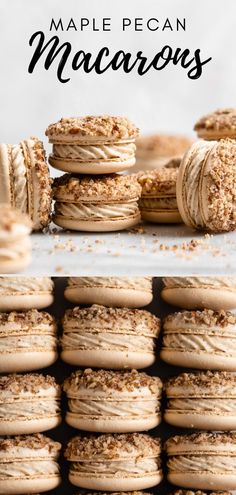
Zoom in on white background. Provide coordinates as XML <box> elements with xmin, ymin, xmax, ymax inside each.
<box><xmin>1</xmin><ymin>0</ymin><xmax>236</xmax><ymax>150</ymax></box>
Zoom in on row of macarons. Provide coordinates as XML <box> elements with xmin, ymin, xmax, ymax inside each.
<box><xmin>1</xmin><ymin>108</ymin><xmax>236</xmax><ymax>237</ymax></box>
<box><xmin>1</xmin><ymin>430</ymin><xmax>236</xmax><ymax>493</ymax></box>
<box><xmin>1</xmin><ymin>276</ymin><xmax>236</xmax><ymax>373</ymax></box>
<box><xmin>2</xmin><ymin>367</ymin><xmax>236</xmax><ymax>437</ymax></box>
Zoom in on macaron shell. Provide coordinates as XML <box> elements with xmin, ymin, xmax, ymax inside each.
<box><xmin>167</xmin><ymin>472</ymin><xmax>236</xmax><ymax>490</ymax></box>
<box><xmin>0</xmin><ymin>475</ymin><xmax>61</xmax><ymax>494</ymax></box>
<box><xmin>0</xmin><ymin>414</ymin><xmax>61</xmax><ymax>435</ymax></box>
<box><xmin>64</xmin><ymin>286</ymin><xmax>153</xmax><ymax>308</ymax></box>
<box><xmin>49</xmin><ymin>154</ymin><xmax>135</xmax><ymax>174</ymax></box>
<box><xmin>164</xmin><ymin>411</ymin><xmax>236</xmax><ymax>430</ymax></box>
<box><xmin>161</xmin><ymin>349</ymin><xmax>236</xmax><ymax>371</ymax></box>
<box><xmin>61</xmin><ymin>349</ymin><xmax>155</xmax><ymax>370</ymax></box>
<box><xmin>69</xmin><ymin>471</ymin><xmax>163</xmax><ymax>491</ymax></box>
<box><xmin>0</xmin><ymin>351</ymin><xmax>58</xmax><ymax>373</ymax></box>
<box><xmin>140</xmin><ymin>209</ymin><xmax>182</xmax><ymax>224</ymax></box>
<box><xmin>53</xmin><ymin>212</ymin><xmax>141</xmax><ymax>232</ymax></box>
<box><xmin>65</xmin><ymin>412</ymin><xmax>161</xmax><ymax>433</ymax></box>
<box><xmin>161</xmin><ymin>287</ymin><xmax>236</xmax><ymax>310</ymax></box>
<box><xmin>0</xmin><ymin>293</ymin><xmax>54</xmax><ymax>311</ymax></box>
<box><xmin>196</xmin><ymin>129</ymin><xmax>236</xmax><ymax>140</ymax></box>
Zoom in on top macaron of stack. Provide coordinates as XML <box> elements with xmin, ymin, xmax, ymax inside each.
<box><xmin>46</xmin><ymin>115</ymin><xmax>142</xmax><ymax>232</ymax></box>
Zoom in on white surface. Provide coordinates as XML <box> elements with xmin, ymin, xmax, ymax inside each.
<box><xmin>0</xmin><ymin>0</ymin><xmax>235</xmax><ymax>145</ymax></box>
<box><xmin>28</xmin><ymin>224</ymin><xmax>236</xmax><ymax>276</ymax></box>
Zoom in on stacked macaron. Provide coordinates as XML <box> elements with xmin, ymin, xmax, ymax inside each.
<box><xmin>0</xmin><ymin>276</ymin><xmax>62</xmax><ymax>494</ymax></box>
<box><xmin>133</xmin><ymin>133</ymin><xmax>193</xmax><ymax>172</ymax></box>
<box><xmin>138</xmin><ymin>160</ymin><xmax>182</xmax><ymax>224</ymax></box>
<box><xmin>161</xmin><ymin>276</ymin><xmax>236</xmax><ymax>491</ymax></box>
<box><xmin>46</xmin><ymin>115</ymin><xmax>142</xmax><ymax>231</ymax></box>
<box><xmin>177</xmin><ymin>108</ymin><xmax>236</xmax><ymax>233</ymax></box>
<box><xmin>62</xmin><ymin>276</ymin><xmax>163</xmax><ymax>491</ymax></box>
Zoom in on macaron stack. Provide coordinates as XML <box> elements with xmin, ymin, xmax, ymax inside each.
<box><xmin>160</xmin><ymin>276</ymin><xmax>236</xmax><ymax>490</ymax></box>
<box><xmin>177</xmin><ymin>108</ymin><xmax>236</xmax><ymax>233</ymax></box>
<box><xmin>61</xmin><ymin>276</ymin><xmax>163</xmax><ymax>491</ymax></box>
<box><xmin>133</xmin><ymin>133</ymin><xmax>193</xmax><ymax>172</ymax></box>
<box><xmin>0</xmin><ymin>276</ymin><xmax>62</xmax><ymax>494</ymax></box>
<box><xmin>46</xmin><ymin>115</ymin><xmax>142</xmax><ymax>232</ymax></box>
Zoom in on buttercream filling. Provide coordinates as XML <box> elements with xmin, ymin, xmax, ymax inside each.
<box><xmin>0</xmin><ymin>238</ymin><xmax>31</xmax><ymax>262</ymax></box>
<box><xmin>0</xmin><ymin>460</ymin><xmax>59</xmax><ymax>478</ymax></box>
<box><xmin>0</xmin><ymin>399</ymin><xmax>60</xmax><ymax>418</ymax></box>
<box><xmin>70</xmin><ymin>457</ymin><xmax>160</xmax><ymax>476</ymax></box>
<box><xmin>162</xmin><ymin>333</ymin><xmax>236</xmax><ymax>355</ymax></box>
<box><xmin>163</xmin><ymin>277</ymin><xmax>236</xmax><ymax>289</ymax></box>
<box><xmin>0</xmin><ymin>334</ymin><xmax>57</xmax><ymax>350</ymax></box>
<box><xmin>167</xmin><ymin>397</ymin><xmax>236</xmax><ymax>413</ymax></box>
<box><xmin>63</xmin><ymin>320</ymin><xmax>155</xmax><ymax>336</ymax></box>
<box><xmin>183</xmin><ymin>141</ymin><xmax>213</xmax><ymax>228</ymax></box>
<box><xmin>0</xmin><ymin>277</ymin><xmax>53</xmax><ymax>294</ymax></box>
<box><xmin>53</xmin><ymin>142</ymin><xmax>136</xmax><ymax>162</ymax></box>
<box><xmin>54</xmin><ymin>201</ymin><xmax>139</xmax><ymax>219</ymax></box>
<box><xmin>140</xmin><ymin>197</ymin><xmax>178</xmax><ymax>210</ymax></box>
<box><xmin>67</xmin><ymin>276</ymin><xmax>152</xmax><ymax>291</ymax></box>
<box><xmin>168</xmin><ymin>454</ymin><xmax>236</xmax><ymax>473</ymax></box>
<box><xmin>68</xmin><ymin>398</ymin><xmax>160</xmax><ymax>416</ymax></box>
<box><xmin>10</xmin><ymin>144</ymin><xmax>28</xmax><ymax>213</ymax></box>
<box><xmin>61</xmin><ymin>332</ymin><xmax>155</xmax><ymax>352</ymax></box>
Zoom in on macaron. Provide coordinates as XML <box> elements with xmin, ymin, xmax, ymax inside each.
<box><xmin>161</xmin><ymin>277</ymin><xmax>236</xmax><ymax>310</ymax></box>
<box><xmin>0</xmin><ymin>373</ymin><xmax>61</xmax><ymax>435</ymax></box>
<box><xmin>65</xmin><ymin>433</ymin><xmax>162</xmax><ymax>490</ymax></box>
<box><xmin>0</xmin><ymin>137</ymin><xmax>51</xmax><ymax>230</ymax></box>
<box><xmin>45</xmin><ymin>115</ymin><xmax>139</xmax><ymax>174</ymax></box>
<box><xmin>166</xmin><ymin>432</ymin><xmax>236</xmax><ymax>490</ymax></box>
<box><xmin>0</xmin><ymin>309</ymin><xmax>58</xmax><ymax>373</ymax></box>
<box><xmin>61</xmin><ymin>304</ymin><xmax>160</xmax><ymax>369</ymax></box>
<box><xmin>169</xmin><ymin>491</ymin><xmax>231</xmax><ymax>495</ymax></box>
<box><xmin>138</xmin><ymin>163</ymin><xmax>182</xmax><ymax>223</ymax></box>
<box><xmin>165</xmin><ymin>370</ymin><xmax>236</xmax><ymax>430</ymax></box>
<box><xmin>0</xmin><ymin>433</ymin><xmax>61</xmax><ymax>494</ymax></box>
<box><xmin>194</xmin><ymin>108</ymin><xmax>236</xmax><ymax>140</ymax></box>
<box><xmin>161</xmin><ymin>309</ymin><xmax>236</xmax><ymax>370</ymax></box>
<box><xmin>0</xmin><ymin>277</ymin><xmax>54</xmax><ymax>311</ymax></box>
<box><xmin>177</xmin><ymin>138</ymin><xmax>236</xmax><ymax>232</ymax></box>
<box><xmin>63</xmin><ymin>368</ymin><xmax>162</xmax><ymax>432</ymax></box>
<box><xmin>0</xmin><ymin>205</ymin><xmax>32</xmax><ymax>273</ymax></box>
<box><xmin>133</xmin><ymin>133</ymin><xmax>193</xmax><ymax>172</ymax></box>
<box><xmin>52</xmin><ymin>173</ymin><xmax>141</xmax><ymax>232</ymax></box>
<box><xmin>64</xmin><ymin>276</ymin><xmax>153</xmax><ymax>308</ymax></box>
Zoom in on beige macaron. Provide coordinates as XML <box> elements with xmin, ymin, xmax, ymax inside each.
<box><xmin>46</xmin><ymin>115</ymin><xmax>139</xmax><ymax>174</ymax></box>
<box><xmin>0</xmin><ymin>137</ymin><xmax>51</xmax><ymax>231</ymax></box>
<box><xmin>166</xmin><ymin>432</ymin><xmax>236</xmax><ymax>490</ymax></box>
<box><xmin>138</xmin><ymin>163</ymin><xmax>182</xmax><ymax>223</ymax></box>
<box><xmin>52</xmin><ymin>173</ymin><xmax>141</xmax><ymax>232</ymax></box>
<box><xmin>194</xmin><ymin>108</ymin><xmax>236</xmax><ymax>140</ymax></box>
<box><xmin>65</xmin><ymin>433</ymin><xmax>162</xmax><ymax>491</ymax></box>
<box><xmin>61</xmin><ymin>304</ymin><xmax>160</xmax><ymax>369</ymax></box>
<box><xmin>63</xmin><ymin>368</ymin><xmax>162</xmax><ymax>432</ymax></box>
<box><xmin>177</xmin><ymin>138</ymin><xmax>236</xmax><ymax>232</ymax></box>
<box><xmin>0</xmin><ymin>277</ymin><xmax>54</xmax><ymax>311</ymax></box>
<box><xmin>161</xmin><ymin>277</ymin><xmax>236</xmax><ymax>310</ymax></box>
<box><xmin>133</xmin><ymin>133</ymin><xmax>193</xmax><ymax>172</ymax></box>
<box><xmin>0</xmin><ymin>373</ymin><xmax>61</xmax><ymax>435</ymax></box>
<box><xmin>0</xmin><ymin>205</ymin><xmax>32</xmax><ymax>273</ymax></box>
<box><xmin>161</xmin><ymin>309</ymin><xmax>236</xmax><ymax>370</ymax></box>
<box><xmin>64</xmin><ymin>277</ymin><xmax>153</xmax><ymax>308</ymax></box>
<box><xmin>0</xmin><ymin>433</ymin><xmax>61</xmax><ymax>494</ymax></box>
<box><xmin>0</xmin><ymin>309</ymin><xmax>58</xmax><ymax>373</ymax></box>
<box><xmin>165</xmin><ymin>370</ymin><xmax>236</xmax><ymax>430</ymax></box>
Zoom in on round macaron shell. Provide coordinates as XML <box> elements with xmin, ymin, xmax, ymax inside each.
<box><xmin>0</xmin><ymin>476</ymin><xmax>61</xmax><ymax>494</ymax></box>
<box><xmin>49</xmin><ymin>155</ymin><xmax>135</xmax><ymax>174</ymax></box>
<box><xmin>167</xmin><ymin>473</ymin><xmax>236</xmax><ymax>491</ymax></box>
<box><xmin>68</xmin><ymin>472</ymin><xmax>163</xmax><ymax>491</ymax></box>
<box><xmin>64</xmin><ymin>286</ymin><xmax>153</xmax><ymax>308</ymax></box>
<box><xmin>0</xmin><ymin>415</ymin><xmax>61</xmax><ymax>436</ymax></box>
<box><xmin>0</xmin><ymin>350</ymin><xmax>58</xmax><ymax>373</ymax></box>
<box><xmin>53</xmin><ymin>212</ymin><xmax>141</xmax><ymax>232</ymax></box>
<box><xmin>61</xmin><ymin>348</ymin><xmax>156</xmax><ymax>370</ymax></box>
<box><xmin>140</xmin><ymin>209</ymin><xmax>182</xmax><ymax>224</ymax></box>
<box><xmin>0</xmin><ymin>293</ymin><xmax>54</xmax><ymax>312</ymax></box>
<box><xmin>161</xmin><ymin>287</ymin><xmax>236</xmax><ymax>310</ymax></box>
